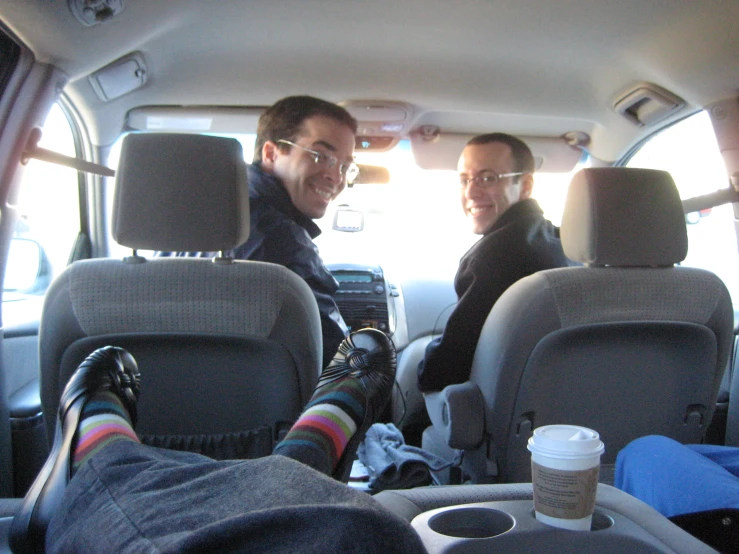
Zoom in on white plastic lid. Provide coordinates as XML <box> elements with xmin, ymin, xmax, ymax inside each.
<box><xmin>527</xmin><ymin>424</ymin><xmax>605</xmax><ymax>459</ymax></box>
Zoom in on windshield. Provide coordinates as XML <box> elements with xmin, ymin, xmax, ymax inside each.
<box><xmin>107</xmin><ymin>134</ymin><xmax>584</xmax><ymax>280</ymax></box>
<box><xmin>316</xmin><ymin>139</ymin><xmax>583</xmax><ymax>281</ymax></box>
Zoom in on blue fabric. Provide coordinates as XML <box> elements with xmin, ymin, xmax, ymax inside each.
<box><xmin>357</xmin><ymin>423</ymin><xmax>451</xmax><ymax>492</ymax></box>
<box><xmin>46</xmin><ymin>441</ymin><xmax>428</xmax><ymax>553</ymax></box>
<box><xmin>615</xmin><ymin>435</ymin><xmax>739</xmax><ymax>518</ymax></box>
<box><xmin>160</xmin><ymin>163</ymin><xmax>348</xmax><ymax>368</ymax></box>
<box><xmin>417</xmin><ymin>199</ymin><xmax>573</xmax><ymax>392</ymax></box>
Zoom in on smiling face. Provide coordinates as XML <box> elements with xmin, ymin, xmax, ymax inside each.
<box><xmin>458</xmin><ymin>142</ymin><xmax>533</xmax><ymax>235</ymax></box>
<box><xmin>261</xmin><ymin>115</ymin><xmax>356</xmax><ymax>219</ymax></box>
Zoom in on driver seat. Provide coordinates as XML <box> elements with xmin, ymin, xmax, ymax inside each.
<box><xmin>38</xmin><ymin>133</ymin><xmax>322</xmax><ymax>462</ymax></box>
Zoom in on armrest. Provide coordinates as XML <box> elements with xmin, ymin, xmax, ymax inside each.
<box><xmin>9</xmin><ymin>379</ymin><xmax>41</xmax><ymax>422</ymax></box>
<box><xmin>423</xmin><ymin>382</ymin><xmax>484</xmax><ymax>450</ymax></box>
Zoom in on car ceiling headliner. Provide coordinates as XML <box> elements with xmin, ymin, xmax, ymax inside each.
<box><xmin>1</xmin><ymin>0</ymin><xmax>739</xmax><ymax>162</ymax></box>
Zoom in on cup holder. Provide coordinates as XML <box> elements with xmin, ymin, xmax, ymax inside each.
<box><xmin>590</xmin><ymin>511</ymin><xmax>615</xmax><ymax>531</ymax></box>
<box><xmin>528</xmin><ymin>508</ymin><xmax>615</xmax><ymax>531</ymax></box>
<box><xmin>428</xmin><ymin>507</ymin><xmax>515</xmax><ymax>539</ymax></box>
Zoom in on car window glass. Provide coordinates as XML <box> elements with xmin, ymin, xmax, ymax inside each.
<box><xmin>625</xmin><ymin>111</ymin><xmax>739</xmax><ymax>310</ymax></box>
<box><xmin>3</xmin><ymin>102</ymin><xmax>82</xmax><ymax>325</ymax></box>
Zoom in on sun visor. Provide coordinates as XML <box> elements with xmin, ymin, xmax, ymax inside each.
<box><xmin>126</xmin><ymin>106</ymin><xmax>264</xmax><ymax>134</ymax></box>
<box><xmin>410</xmin><ymin>130</ymin><xmax>584</xmax><ymax>173</ymax></box>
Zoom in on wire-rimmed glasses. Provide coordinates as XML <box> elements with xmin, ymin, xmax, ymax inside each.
<box><xmin>458</xmin><ymin>172</ymin><xmax>524</xmax><ymax>187</ymax></box>
<box><xmin>277</xmin><ymin>139</ymin><xmax>359</xmax><ymax>181</ymax></box>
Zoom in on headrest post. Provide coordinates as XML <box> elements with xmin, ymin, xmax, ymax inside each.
<box><xmin>212</xmin><ymin>251</ymin><xmax>234</xmax><ymax>266</ymax></box>
<box><xmin>123</xmin><ymin>249</ymin><xmax>146</xmax><ymax>264</ymax></box>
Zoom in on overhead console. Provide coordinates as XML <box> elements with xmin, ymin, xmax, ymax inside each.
<box><xmin>339</xmin><ymin>100</ymin><xmax>415</xmax><ymax>153</ymax></box>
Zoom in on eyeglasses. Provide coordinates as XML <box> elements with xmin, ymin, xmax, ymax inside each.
<box><xmin>277</xmin><ymin>140</ymin><xmax>359</xmax><ymax>181</ymax></box>
<box><xmin>459</xmin><ymin>172</ymin><xmax>524</xmax><ymax>188</ymax></box>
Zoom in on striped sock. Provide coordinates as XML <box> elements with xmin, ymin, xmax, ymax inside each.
<box><xmin>72</xmin><ymin>390</ymin><xmax>139</xmax><ymax>474</ymax></box>
<box><xmin>273</xmin><ymin>378</ymin><xmax>367</xmax><ymax>475</ymax></box>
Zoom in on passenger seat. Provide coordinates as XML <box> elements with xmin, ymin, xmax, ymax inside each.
<box><xmin>422</xmin><ymin>167</ymin><xmax>734</xmax><ymax>484</ymax></box>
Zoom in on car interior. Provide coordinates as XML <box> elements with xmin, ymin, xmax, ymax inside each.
<box><xmin>1</xmin><ymin>1</ymin><xmax>739</xmax><ymax>552</ymax></box>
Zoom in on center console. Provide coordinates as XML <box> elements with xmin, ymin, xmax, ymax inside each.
<box><xmin>373</xmin><ymin>484</ymin><xmax>718</xmax><ymax>553</ymax></box>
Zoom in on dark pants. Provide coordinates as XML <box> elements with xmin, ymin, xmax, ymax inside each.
<box><xmin>46</xmin><ymin>441</ymin><xmax>428</xmax><ymax>553</ymax></box>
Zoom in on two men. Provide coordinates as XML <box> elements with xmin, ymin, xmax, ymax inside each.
<box><xmin>418</xmin><ymin>133</ymin><xmax>572</xmax><ymax>392</ymax></box>
<box><xmin>170</xmin><ymin>98</ymin><xmax>565</xmax><ymax>403</ymax></box>
<box><xmin>165</xmin><ymin>95</ymin><xmax>357</xmax><ymax>368</ymax></box>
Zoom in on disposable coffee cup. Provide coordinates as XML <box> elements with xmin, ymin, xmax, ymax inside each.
<box><xmin>527</xmin><ymin>424</ymin><xmax>604</xmax><ymax>531</ymax></box>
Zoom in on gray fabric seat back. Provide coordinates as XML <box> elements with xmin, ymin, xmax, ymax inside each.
<box><xmin>40</xmin><ymin>133</ymin><xmax>322</xmax><ymax>459</ymax></box>
<box><xmin>424</xmin><ymin>168</ymin><xmax>734</xmax><ymax>484</ymax></box>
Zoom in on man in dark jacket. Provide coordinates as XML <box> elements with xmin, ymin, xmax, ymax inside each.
<box><xmin>417</xmin><ymin>133</ymin><xmax>573</xmax><ymax>392</ymax></box>
<box><xmin>163</xmin><ymin>96</ymin><xmax>357</xmax><ymax>367</ymax></box>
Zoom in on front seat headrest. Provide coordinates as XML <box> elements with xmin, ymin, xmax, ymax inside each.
<box><xmin>112</xmin><ymin>133</ymin><xmax>250</xmax><ymax>252</ymax></box>
<box><xmin>561</xmin><ymin>167</ymin><xmax>688</xmax><ymax>267</ymax></box>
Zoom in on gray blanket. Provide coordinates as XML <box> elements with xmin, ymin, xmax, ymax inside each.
<box><xmin>357</xmin><ymin>423</ymin><xmax>452</xmax><ymax>492</ymax></box>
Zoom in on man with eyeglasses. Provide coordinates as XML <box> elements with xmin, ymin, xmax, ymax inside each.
<box><xmin>162</xmin><ymin>95</ymin><xmax>357</xmax><ymax>368</ymax></box>
<box><xmin>245</xmin><ymin>95</ymin><xmax>359</xmax><ymax>368</ymax></box>
<box><xmin>417</xmin><ymin>133</ymin><xmax>572</xmax><ymax>392</ymax></box>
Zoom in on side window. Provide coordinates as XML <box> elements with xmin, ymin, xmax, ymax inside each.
<box><xmin>626</xmin><ymin>111</ymin><xmax>739</xmax><ymax>308</ymax></box>
<box><xmin>3</xmin><ymin>102</ymin><xmax>82</xmax><ymax>325</ymax></box>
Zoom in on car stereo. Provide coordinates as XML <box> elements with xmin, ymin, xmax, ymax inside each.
<box><xmin>329</xmin><ymin>264</ymin><xmax>392</xmax><ymax>334</ymax></box>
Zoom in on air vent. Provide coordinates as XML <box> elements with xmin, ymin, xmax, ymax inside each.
<box><xmin>614</xmin><ymin>83</ymin><xmax>686</xmax><ymax>127</ymax></box>
<box><xmin>335</xmin><ymin>301</ymin><xmax>389</xmax><ymax>322</ymax></box>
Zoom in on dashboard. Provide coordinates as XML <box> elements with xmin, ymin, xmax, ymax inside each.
<box><xmin>330</xmin><ymin>264</ymin><xmax>393</xmax><ymax>333</ymax></box>
<box><xmin>328</xmin><ymin>263</ymin><xmax>458</xmax><ymax>352</ymax></box>
<box><xmin>328</xmin><ymin>264</ymin><xmax>412</xmax><ymax>351</ymax></box>
<box><xmin>329</xmin><ymin>263</ymin><xmax>459</xmax><ymax>435</ymax></box>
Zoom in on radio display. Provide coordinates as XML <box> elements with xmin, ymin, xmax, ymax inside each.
<box><xmin>335</xmin><ymin>273</ymin><xmax>373</xmax><ymax>283</ymax></box>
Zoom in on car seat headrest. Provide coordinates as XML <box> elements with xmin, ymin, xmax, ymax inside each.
<box><xmin>561</xmin><ymin>167</ymin><xmax>687</xmax><ymax>267</ymax></box>
<box><xmin>112</xmin><ymin>133</ymin><xmax>250</xmax><ymax>252</ymax></box>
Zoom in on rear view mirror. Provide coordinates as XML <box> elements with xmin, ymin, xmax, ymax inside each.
<box><xmin>4</xmin><ymin>237</ymin><xmax>52</xmax><ymax>294</ymax></box>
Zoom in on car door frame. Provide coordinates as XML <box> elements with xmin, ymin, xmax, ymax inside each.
<box><xmin>0</xmin><ymin>22</ymin><xmax>66</xmax><ymax>497</ymax></box>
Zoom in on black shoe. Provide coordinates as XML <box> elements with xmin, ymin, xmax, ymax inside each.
<box><xmin>9</xmin><ymin>346</ymin><xmax>140</xmax><ymax>554</ymax></box>
<box><xmin>319</xmin><ymin>328</ymin><xmax>397</xmax><ymax>482</ymax></box>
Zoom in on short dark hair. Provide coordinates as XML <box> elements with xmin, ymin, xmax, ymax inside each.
<box><xmin>466</xmin><ymin>133</ymin><xmax>536</xmax><ymax>174</ymax></box>
<box><xmin>253</xmin><ymin>95</ymin><xmax>358</xmax><ymax>162</ymax></box>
